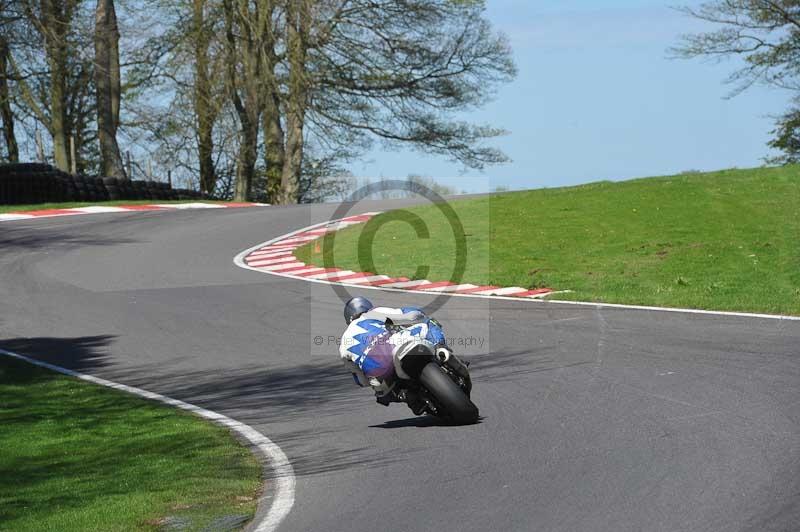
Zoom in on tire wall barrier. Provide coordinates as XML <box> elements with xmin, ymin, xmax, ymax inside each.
<box><xmin>0</xmin><ymin>163</ymin><xmax>202</xmax><ymax>205</ymax></box>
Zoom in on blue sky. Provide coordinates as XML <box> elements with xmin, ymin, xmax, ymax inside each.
<box><xmin>353</xmin><ymin>0</ymin><xmax>789</xmax><ymax>192</ymax></box>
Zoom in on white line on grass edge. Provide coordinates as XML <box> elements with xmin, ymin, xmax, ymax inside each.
<box><xmin>0</xmin><ymin>348</ymin><xmax>295</xmax><ymax>532</ymax></box>
<box><xmin>234</xmin><ymin>217</ymin><xmax>800</xmax><ymax>322</ymax></box>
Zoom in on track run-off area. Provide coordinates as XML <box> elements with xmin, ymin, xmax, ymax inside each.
<box><xmin>1</xmin><ymin>201</ymin><xmax>798</xmax><ymax>532</ymax></box>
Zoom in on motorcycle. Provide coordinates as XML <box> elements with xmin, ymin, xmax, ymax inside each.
<box><xmin>350</xmin><ymin>316</ymin><xmax>479</xmax><ymax>424</ymax></box>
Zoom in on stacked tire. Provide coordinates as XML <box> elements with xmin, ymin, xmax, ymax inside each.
<box><xmin>84</xmin><ymin>177</ymin><xmax>103</xmax><ymax>202</ymax></box>
<box><xmin>60</xmin><ymin>174</ymin><xmax>76</xmax><ymax>201</ymax></box>
<box><xmin>174</xmin><ymin>188</ymin><xmax>202</xmax><ymax>200</ymax></box>
<box><xmin>118</xmin><ymin>179</ymin><xmax>133</xmax><ymax>200</ymax></box>
<box><xmin>0</xmin><ymin>163</ymin><xmax>60</xmax><ymax>204</ymax></box>
<box><xmin>0</xmin><ymin>163</ymin><xmax>198</xmax><ymax>205</ymax></box>
<box><xmin>154</xmin><ymin>181</ymin><xmax>171</xmax><ymax>200</ymax></box>
<box><xmin>102</xmin><ymin>178</ymin><xmax>121</xmax><ymax>201</ymax></box>
<box><xmin>74</xmin><ymin>176</ymin><xmax>88</xmax><ymax>201</ymax></box>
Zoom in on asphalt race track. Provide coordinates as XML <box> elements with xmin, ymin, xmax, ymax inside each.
<box><xmin>2</xmin><ymin>203</ymin><xmax>799</xmax><ymax>532</ymax></box>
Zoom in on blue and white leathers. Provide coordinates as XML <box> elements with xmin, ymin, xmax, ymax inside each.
<box><xmin>340</xmin><ymin>306</ymin><xmax>439</xmax><ymax>391</ymax></box>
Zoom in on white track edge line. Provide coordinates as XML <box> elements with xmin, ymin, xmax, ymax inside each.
<box><xmin>233</xmin><ymin>217</ymin><xmax>800</xmax><ymax>322</ymax></box>
<box><xmin>0</xmin><ymin>348</ymin><xmax>295</xmax><ymax>532</ymax></box>
<box><xmin>540</xmin><ymin>298</ymin><xmax>800</xmax><ymax>321</ymax></box>
<box><xmin>0</xmin><ymin>203</ymin><xmax>269</xmax><ymax>223</ymax></box>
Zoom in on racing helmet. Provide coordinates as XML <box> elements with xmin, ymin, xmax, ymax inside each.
<box><xmin>344</xmin><ymin>297</ymin><xmax>374</xmax><ymax>324</ymax></box>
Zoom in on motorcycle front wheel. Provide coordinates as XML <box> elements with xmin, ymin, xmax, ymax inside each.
<box><xmin>419</xmin><ymin>362</ymin><xmax>479</xmax><ymax>424</ymax></box>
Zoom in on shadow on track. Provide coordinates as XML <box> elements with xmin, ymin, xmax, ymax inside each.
<box><xmin>105</xmin><ymin>359</ymin><xmax>365</xmax><ymax>426</ymax></box>
<box><xmin>101</xmin><ymin>360</ymin><xmax>477</xmax><ymax>477</ymax></box>
<box><xmin>0</xmin><ymin>218</ymin><xmax>141</xmax><ymax>252</ymax></box>
<box><xmin>370</xmin><ymin>415</ymin><xmax>485</xmax><ymax>429</ymax></box>
<box><xmin>0</xmin><ymin>335</ymin><xmax>115</xmax><ymax>373</ymax></box>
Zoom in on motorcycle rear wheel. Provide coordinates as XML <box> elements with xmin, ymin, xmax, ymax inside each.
<box><xmin>419</xmin><ymin>362</ymin><xmax>479</xmax><ymax>424</ymax></box>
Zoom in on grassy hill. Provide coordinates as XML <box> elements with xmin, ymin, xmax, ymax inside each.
<box><xmin>296</xmin><ymin>166</ymin><xmax>800</xmax><ymax>316</ymax></box>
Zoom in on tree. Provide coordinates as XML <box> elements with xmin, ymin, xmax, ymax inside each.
<box><xmin>22</xmin><ymin>0</ymin><xmax>81</xmax><ymax>171</ymax></box>
<box><xmin>673</xmin><ymin>1</ymin><xmax>800</xmax><ymax>162</ymax></box>
<box><xmin>272</xmin><ymin>0</ymin><xmax>515</xmax><ymax>203</ymax></box>
<box><xmin>296</xmin><ymin>148</ymin><xmax>350</xmax><ymax>203</ymax></box>
<box><xmin>0</xmin><ymin>32</ymin><xmax>19</xmax><ymax>162</ymax></box>
<box><xmin>192</xmin><ymin>0</ymin><xmax>217</xmax><ymax>194</ymax></box>
<box><xmin>5</xmin><ymin>0</ymin><xmax>97</xmax><ymax>172</ymax></box>
<box><xmin>261</xmin><ymin>1</ymin><xmax>284</xmax><ymax>203</ymax></box>
<box><xmin>122</xmin><ymin>0</ymin><xmax>232</xmax><ymax>190</ymax></box>
<box><xmin>767</xmin><ymin>106</ymin><xmax>800</xmax><ymax>163</ymax></box>
<box><xmin>275</xmin><ymin>0</ymin><xmax>310</xmax><ymax>204</ymax></box>
<box><xmin>105</xmin><ymin>0</ymin><xmax>516</xmax><ymax>203</ymax></box>
<box><xmin>223</xmin><ymin>0</ymin><xmax>273</xmax><ymax>201</ymax></box>
<box><xmin>94</xmin><ymin>0</ymin><xmax>126</xmax><ymax>178</ymax></box>
<box><xmin>406</xmin><ymin>174</ymin><xmax>456</xmax><ymax>197</ymax></box>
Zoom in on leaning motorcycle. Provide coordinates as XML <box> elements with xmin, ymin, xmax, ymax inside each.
<box><xmin>352</xmin><ymin>317</ymin><xmax>479</xmax><ymax>424</ymax></box>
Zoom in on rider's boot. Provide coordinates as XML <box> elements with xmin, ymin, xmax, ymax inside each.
<box><xmin>404</xmin><ymin>390</ymin><xmax>428</xmax><ymax>415</ymax></box>
<box><xmin>376</xmin><ymin>393</ymin><xmax>394</xmax><ymax>407</ymax></box>
<box><xmin>372</xmin><ymin>378</ymin><xmax>399</xmax><ymax>407</ymax></box>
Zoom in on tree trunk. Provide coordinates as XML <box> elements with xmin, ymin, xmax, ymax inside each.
<box><xmin>280</xmin><ymin>112</ymin><xmax>303</xmax><ymax>205</ymax></box>
<box><xmin>109</xmin><ymin>3</ymin><xmax>121</xmax><ymax>130</ymax></box>
<box><xmin>50</xmin><ymin>77</ymin><xmax>70</xmax><ymax>168</ymax></box>
<box><xmin>70</xmin><ymin>62</ymin><xmax>93</xmax><ymax>175</ymax></box>
<box><xmin>193</xmin><ymin>0</ymin><xmax>216</xmax><ymax>196</ymax></box>
<box><xmin>279</xmin><ymin>0</ymin><xmax>310</xmax><ymax>205</ymax></box>
<box><xmin>94</xmin><ymin>0</ymin><xmax>127</xmax><ymax>179</ymax></box>
<box><xmin>225</xmin><ymin>0</ymin><xmax>263</xmax><ymax>202</ymax></box>
<box><xmin>0</xmin><ymin>36</ymin><xmax>18</xmax><ymax>162</ymax></box>
<box><xmin>40</xmin><ymin>0</ymin><xmax>73</xmax><ymax>171</ymax></box>
<box><xmin>233</xmin><ymin>72</ymin><xmax>261</xmax><ymax>202</ymax></box>
<box><xmin>262</xmin><ymin>22</ymin><xmax>284</xmax><ymax>204</ymax></box>
<box><xmin>198</xmin><ymin>116</ymin><xmax>215</xmax><ymax>196</ymax></box>
<box><xmin>263</xmin><ymin>91</ymin><xmax>284</xmax><ymax>203</ymax></box>
<box><xmin>234</xmin><ymin>121</ymin><xmax>258</xmax><ymax>201</ymax></box>
<box><xmin>49</xmin><ymin>53</ymin><xmax>70</xmax><ymax>171</ymax></box>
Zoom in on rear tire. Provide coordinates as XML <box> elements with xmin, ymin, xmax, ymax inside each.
<box><xmin>419</xmin><ymin>362</ymin><xmax>479</xmax><ymax>424</ymax></box>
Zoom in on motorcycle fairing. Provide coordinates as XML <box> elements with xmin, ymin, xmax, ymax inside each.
<box><xmin>345</xmin><ymin>314</ymin><xmax>455</xmax><ymax>382</ymax></box>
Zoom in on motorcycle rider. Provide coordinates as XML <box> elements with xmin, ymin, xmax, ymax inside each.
<box><xmin>340</xmin><ymin>296</ymin><xmax>430</xmax><ymax>414</ymax></box>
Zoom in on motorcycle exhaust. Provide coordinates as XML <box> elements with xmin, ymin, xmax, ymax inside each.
<box><xmin>436</xmin><ymin>347</ymin><xmax>451</xmax><ymax>363</ymax></box>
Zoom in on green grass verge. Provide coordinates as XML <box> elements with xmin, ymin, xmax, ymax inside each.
<box><xmin>295</xmin><ymin>166</ymin><xmax>800</xmax><ymax>316</ymax></box>
<box><xmin>0</xmin><ymin>356</ymin><xmax>261</xmax><ymax>531</ymax></box>
<box><xmin>0</xmin><ymin>200</ymin><xmax>228</xmax><ymax>214</ymax></box>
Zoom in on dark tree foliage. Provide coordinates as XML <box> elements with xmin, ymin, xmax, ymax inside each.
<box><xmin>5</xmin><ymin>0</ymin><xmax>516</xmax><ymax>201</ymax></box>
<box><xmin>767</xmin><ymin>105</ymin><xmax>800</xmax><ymax>163</ymax></box>
<box><xmin>309</xmin><ymin>0</ymin><xmax>517</xmax><ymax>170</ymax></box>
